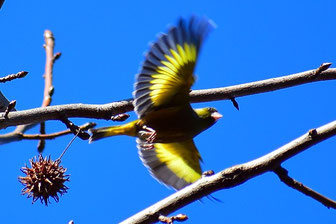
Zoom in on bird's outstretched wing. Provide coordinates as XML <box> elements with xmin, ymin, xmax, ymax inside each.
<box><xmin>137</xmin><ymin>138</ymin><xmax>202</xmax><ymax>190</ymax></box>
<box><xmin>133</xmin><ymin>16</ymin><xmax>213</xmax><ymax>118</ymax></box>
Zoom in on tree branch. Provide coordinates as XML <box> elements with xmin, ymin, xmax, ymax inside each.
<box><xmin>19</xmin><ymin>122</ymin><xmax>95</xmax><ymax>140</ymax></box>
<box><xmin>0</xmin><ymin>71</ymin><xmax>28</xmax><ymax>83</ymax></box>
<box><xmin>121</xmin><ymin>119</ymin><xmax>336</xmax><ymax>224</ymax></box>
<box><xmin>41</xmin><ymin>30</ymin><xmax>56</xmax><ymax>108</ymax></box>
<box><xmin>0</xmin><ymin>122</ymin><xmax>94</xmax><ymax>144</ymax></box>
<box><xmin>0</xmin><ymin>67</ymin><xmax>335</xmax><ymax>129</ymax></box>
<box><xmin>0</xmin><ymin>30</ymin><xmax>62</xmax><ymax>146</ymax></box>
<box><xmin>273</xmin><ymin>166</ymin><xmax>336</xmax><ymax>209</ymax></box>
<box><xmin>189</xmin><ymin>64</ymin><xmax>334</xmax><ymax>103</ymax></box>
<box><xmin>38</xmin><ymin>30</ymin><xmax>59</xmax><ymax>152</ymax></box>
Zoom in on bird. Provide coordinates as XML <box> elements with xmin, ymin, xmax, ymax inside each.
<box><xmin>89</xmin><ymin>16</ymin><xmax>222</xmax><ymax>190</ymax></box>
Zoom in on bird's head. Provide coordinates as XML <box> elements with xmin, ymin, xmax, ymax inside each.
<box><xmin>195</xmin><ymin>107</ymin><xmax>222</xmax><ymax>122</ymax></box>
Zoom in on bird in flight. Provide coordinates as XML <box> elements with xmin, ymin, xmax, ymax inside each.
<box><xmin>90</xmin><ymin>16</ymin><xmax>222</xmax><ymax>190</ymax></box>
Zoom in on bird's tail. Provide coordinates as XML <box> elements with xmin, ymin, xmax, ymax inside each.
<box><xmin>89</xmin><ymin>120</ymin><xmax>138</xmax><ymax>143</ymax></box>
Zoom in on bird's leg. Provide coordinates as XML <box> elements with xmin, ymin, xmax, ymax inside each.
<box><xmin>139</xmin><ymin>125</ymin><xmax>157</xmax><ymax>143</ymax></box>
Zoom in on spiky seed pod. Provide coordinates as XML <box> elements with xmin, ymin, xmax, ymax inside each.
<box><xmin>18</xmin><ymin>155</ymin><xmax>69</xmax><ymax>206</ymax></box>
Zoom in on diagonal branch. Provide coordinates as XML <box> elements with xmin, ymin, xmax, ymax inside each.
<box><xmin>189</xmin><ymin>63</ymin><xmax>333</xmax><ymax>103</ymax></box>
<box><xmin>0</xmin><ymin>71</ymin><xmax>28</xmax><ymax>83</ymax></box>
<box><xmin>121</xmin><ymin>119</ymin><xmax>336</xmax><ymax>224</ymax></box>
<box><xmin>273</xmin><ymin>166</ymin><xmax>336</xmax><ymax>209</ymax></box>
<box><xmin>0</xmin><ymin>67</ymin><xmax>335</xmax><ymax>130</ymax></box>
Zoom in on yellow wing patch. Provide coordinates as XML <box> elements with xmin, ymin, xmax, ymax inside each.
<box><xmin>149</xmin><ymin>43</ymin><xmax>197</xmax><ymax>107</ymax></box>
<box><xmin>133</xmin><ymin>16</ymin><xmax>213</xmax><ymax>117</ymax></box>
<box><xmin>155</xmin><ymin>140</ymin><xmax>202</xmax><ymax>183</ymax></box>
<box><xmin>138</xmin><ymin>138</ymin><xmax>202</xmax><ymax>189</ymax></box>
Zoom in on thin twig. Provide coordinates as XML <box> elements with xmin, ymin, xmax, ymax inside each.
<box><xmin>0</xmin><ymin>122</ymin><xmax>96</xmax><ymax>145</ymax></box>
<box><xmin>38</xmin><ymin>30</ymin><xmax>58</xmax><ymax>152</ymax></box>
<box><xmin>273</xmin><ymin>166</ymin><xmax>336</xmax><ymax>209</ymax></box>
<box><xmin>18</xmin><ymin>122</ymin><xmax>95</xmax><ymax>140</ymax></box>
<box><xmin>1</xmin><ymin>67</ymin><xmax>335</xmax><ymax>130</ymax></box>
<box><xmin>37</xmin><ymin>122</ymin><xmax>46</xmax><ymax>152</ymax></box>
<box><xmin>59</xmin><ymin>117</ymin><xmax>90</xmax><ymax>140</ymax></box>
<box><xmin>4</xmin><ymin>100</ymin><xmax>16</xmax><ymax>118</ymax></box>
<box><xmin>42</xmin><ymin>30</ymin><xmax>56</xmax><ymax>108</ymax></box>
<box><xmin>121</xmin><ymin>119</ymin><xmax>336</xmax><ymax>224</ymax></box>
<box><xmin>0</xmin><ymin>71</ymin><xmax>28</xmax><ymax>83</ymax></box>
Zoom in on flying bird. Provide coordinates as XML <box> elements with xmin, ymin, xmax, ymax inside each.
<box><xmin>90</xmin><ymin>16</ymin><xmax>222</xmax><ymax>190</ymax></box>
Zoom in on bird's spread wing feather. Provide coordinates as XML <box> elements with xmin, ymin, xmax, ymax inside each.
<box><xmin>133</xmin><ymin>16</ymin><xmax>213</xmax><ymax>118</ymax></box>
<box><xmin>137</xmin><ymin>138</ymin><xmax>202</xmax><ymax>190</ymax></box>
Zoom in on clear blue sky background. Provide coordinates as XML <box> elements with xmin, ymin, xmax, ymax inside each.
<box><xmin>0</xmin><ymin>1</ymin><xmax>335</xmax><ymax>223</ymax></box>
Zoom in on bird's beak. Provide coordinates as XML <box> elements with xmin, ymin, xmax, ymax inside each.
<box><xmin>211</xmin><ymin>112</ymin><xmax>223</xmax><ymax>121</ymax></box>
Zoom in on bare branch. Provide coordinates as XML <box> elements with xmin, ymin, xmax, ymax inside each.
<box><xmin>4</xmin><ymin>100</ymin><xmax>16</xmax><ymax>118</ymax></box>
<box><xmin>0</xmin><ymin>122</ymin><xmax>94</xmax><ymax>144</ymax></box>
<box><xmin>59</xmin><ymin>117</ymin><xmax>90</xmax><ymax>140</ymax></box>
<box><xmin>273</xmin><ymin>166</ymin><xmax>336</xmax><ymax>209</ymax></box>
<box><xmin>42</xmin><ymin>30</ymin><xmax>56</xmax><ymax>108</ymax></box>
<box><xmin>121</xmin><ymin>119</ymin><xmax>336</xmax><ymax>224</ymax></box>
<box><xmin>38</xmin><ymin>30</ymin><xmax>58</xmax><ymax>152</ymax></box>
<box><xmin>20</xmin><ymin>122</ymin><xmax>95</xmax><ymax>140</ymax></box>
<box><xmin>37</xmin><ymin>123</ymin><xmax>46</xmax><ymax>152</ymax></box>
<box><xmin>189</xmin><ymin>66</ymin><xmax>335</xmax><ymax>103</ymax></box>
<box><xmin>0</xmin><ymin>71</ymin><xmax>28</xmax><ymax>83</ymax></box>
<box><xmin>0</xmin><ymin>67</ymin><xmax>335</xmax><ymax>129</ymax></box>
<box><xmin>0</xmin><ymin>100</ymin><xmax>133</xmax><ymax>129</ymax></box>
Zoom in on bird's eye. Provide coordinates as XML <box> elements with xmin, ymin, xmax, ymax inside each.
<box><xmin>208</xmin><ymin>107</ymin><xmax>217</xmax><ymax>113</ymax></box>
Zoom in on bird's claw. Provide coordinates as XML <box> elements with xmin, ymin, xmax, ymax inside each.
<box><xmin>140</xmin><ymin>125</ymin><xmax>157</xmax><ymax>143</ymax></box>
<box><xmin>146</xmin><ymin>131</ymin><xmax>156</xmax><ymax>143</ymax></box>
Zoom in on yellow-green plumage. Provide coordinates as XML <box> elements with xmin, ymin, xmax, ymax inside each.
<box><xmin>90</xmin><ymin>16</ymin><xmax>221</xmax><ymax>190</ymax></box>
<box><xmin>89</xmin><ymin>120</ymin><xmax>138</xmax><ymax>141</ymax></box>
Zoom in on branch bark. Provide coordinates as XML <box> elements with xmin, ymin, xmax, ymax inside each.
<box><xmin>121</xmin><ymin>120</ymin><xmax>336</xmax><ymax>224</ymax></box>
<box><xmin>0</xmin><ymin>122</ymin><xmax>94</xmax><ymax>144</ymax></box>
<box><xmin>0</xmin><ymin>67</ymin><xmax>335</xmax><ymax>130</ymax></box>
<box><xmin>0</xmin><ymin>71</ymin><xmax>28</xmax><ymax>83</ymax></box>
<box><xmin>38</xmin><ymin>30</ymin><xmax>58</xmax><ymax>152</ymax></box>
<box><xmin>19</xmin><ymin>122</ymin><xmax>95</xmax><ymax>140</ymax></box>
<box><xmin>273</xmin><ymin>166</ymin><xmax>336</xmax><ymax>209</ymax></box>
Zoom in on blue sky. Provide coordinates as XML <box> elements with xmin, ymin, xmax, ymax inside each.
<box><xmin>1</xmin><ymin>1</ymin><xmax>336</xmax><ymax>223</ymax></box>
